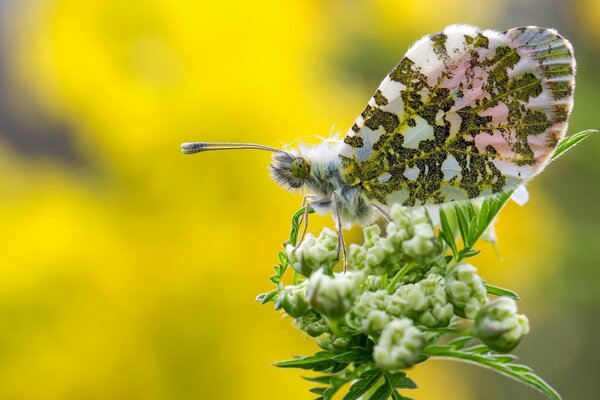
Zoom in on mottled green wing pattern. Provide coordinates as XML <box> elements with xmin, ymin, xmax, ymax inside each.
<box><xmin>339</xmin><ymin>25</ymin><xmax>575</xmax><ymax>207</ymax></box>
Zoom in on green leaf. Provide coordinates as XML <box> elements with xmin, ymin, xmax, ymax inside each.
<box><xmin>288</xmin><ymin>206</ymin><xmax>315</xmax><ymax>246</ymax></box>
<box><xmin>439</xmin><ymin>207</ymin><xmax>458</xmax><ymax>256</ymax></box>
<box><xmin>278</xmin><ymin>251</ymin><xmax>288</xmax><ymax>267</ymax></box>
<box><xmin>331</xmin><ymin>362</ymin><xmax>350</xmax><ymax>373</ymax></box>
<box><xmin>303</xmin><ymin>374</ymin><xmax>351</xmax><ymax>400</ymax></box>
<box><xmin>256</xmin><ymin>289</ymin><xmax>278</xmax><ymax>304</ymax></box>
<box><xmin>303</xmin><ymin>375</ymin><xmax>335</xmax><ymax>384</ymax></box>
<box><xmin>485</xmin><ymin>283</ymin><xmax>521</xmax><ymax>300</ymax></box>
<box><xmin>386</xmin><ymin>372</ymin><xmax>417</xmax><ymax>389</ymax></box>
<box><xmin>453</xmin><ymin>204</ymin><xmax>472</xmax><ymax>247</ymax></box>
<box><xmin>477</xmin><ymin>192</ymin><xmax>511</xmax><ymax>231</ymax></box>
<box><xmin>274</xmin><ymin>352</ymin><xmax>336</xmax><ymax>370</ymax></box>
<box><xmin>333</xmin><ymin>349</ymin><xmax>372</xmax><ymax>364</ymax></box>
<box><xmin>459</xmin><ymin>248</ymin><xmax>480</xmax><ymax>259</ymax></box>
<box><xmin>343</xmin><ymin>369</ymin><xmax>382</xmax><ymax>400</ymax></box>
<box><xmin>551</xmin><ymin>129</ymin><xmax>597</xmax><ymax>161</ymax></box>
<box><xmin>369</xmin><ymin>383</ymin><xmax>391</xmax><ymax>400</ymax></box>
<box><xmin>425</xmin><ymin>344</ymin><xmax>562</xmax><ymax>400</ymax></box>
<box><xmin>448</xmin><ymin>336</ymin><xmax>476</xmax><ymax>349</ymax></box>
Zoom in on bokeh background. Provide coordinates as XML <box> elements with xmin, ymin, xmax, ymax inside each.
<box><xmin>0</xmin><ymin>0</ymin><xmax>597</xmax><ymax>399</ymax></box>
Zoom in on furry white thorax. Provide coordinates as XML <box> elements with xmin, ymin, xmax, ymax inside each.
<box><xmin>270</xmin><ymin>140</ymin><xmax>376</xmax><ymax>228</ymax></box>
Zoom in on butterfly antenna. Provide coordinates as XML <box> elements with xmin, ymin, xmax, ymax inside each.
<box><xmin>181</xmin><ymin>142</ymin><xmax>285</xmax><ymax>154</ymax></box>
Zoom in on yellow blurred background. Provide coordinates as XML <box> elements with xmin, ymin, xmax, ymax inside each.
<box><xmin>0</xmin><ymin>0</ymin><xmax>597</xmax><ymax>399</ymax></box>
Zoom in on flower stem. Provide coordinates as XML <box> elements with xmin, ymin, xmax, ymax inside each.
<box><xmin>387</xmin><ymin>263</ymin><xmax>415</xmax><ymax>294</ymax></box>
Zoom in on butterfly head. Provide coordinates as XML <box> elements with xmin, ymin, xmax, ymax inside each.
<box><xmin>269</xmin><ymin>152</ymin><xmax>312</xmax><ymax>189</ymax></box>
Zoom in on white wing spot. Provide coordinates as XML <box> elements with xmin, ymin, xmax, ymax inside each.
<box><xmin>403</xmin><ymin>116</ymin><xmax>435</xmax><ymax>149</ymax></box>
<box><xmin>441</xmin><ymin>154</ymin><xmax>460</xmax><ymax>180</ymax></box>
<box><xmin>378</xmin><ymin>173</ymin><xmax>391</xmax><ymax>183</ymax></box>
<box><xmin>403</xmin><ymin>166</ymin><xmax>420</xmax><ymax>181</ymax></box>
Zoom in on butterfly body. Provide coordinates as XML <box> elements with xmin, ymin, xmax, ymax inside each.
<box><xmin>270</xmin><ymin>141</ymin><xmax>376</xmax><ymax>226</ymax></box>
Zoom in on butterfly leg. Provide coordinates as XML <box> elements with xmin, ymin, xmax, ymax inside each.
<box><xmin>332</xmin><ymin>192</ymin><xmax>348</xmax><ymax>272</ymax></box>
<box><xmin>372</xmin><ymin>203</ymin><xmax>391</xmax><ymax>223</ymax></box>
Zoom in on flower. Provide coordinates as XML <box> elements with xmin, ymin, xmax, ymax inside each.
<box><xmin>295</xmin><ymin>311</ymin><xmax>330</xmax><ymax>337</ymax></box>
<box><xmin>274</xmin><ymin>282</ymin><xmax>310</xmax><ymax>318</ymax></box>
<box><xmin>373</xmin><ymin>318</ymin><xmax>425</xmax><ymax>370</ymax></box>
<box><xmin>346</xmin><ymin>289</ymin><xmax>397</xmax><ymax>335</ymax></box>
<box><xmin>317</xmin><ymin>334</ymin><xmax>352</xmax><ymax>351</ymax></box>
<box><xmin>445</xmin><ymin>263</ymin><xmax>488</xmax><ymax>319</ymax></box>
<box><xmin>395</xmin><ymin>274</ymin><xmax>454</xmax><ymax>327</ymax></box>
<box><xmin>286</xmin><ymin>227</ymin><xmax>339</xmax><ymax>276</ymax></box>
<box><xmin>308</xmin><ymin>270</ymin><xmax>365</xmax><ymax>319</ymax></box>
<box><xmin>475</xmin><ymin>297</ymin><xmax>530</xmax><ymax>352</ymax></box>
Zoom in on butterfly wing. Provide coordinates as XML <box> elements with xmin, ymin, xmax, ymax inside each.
<box><xmin>339</xmin><ymin>25</ymin><xmax>575</xmax><ymax>207</ymax></box>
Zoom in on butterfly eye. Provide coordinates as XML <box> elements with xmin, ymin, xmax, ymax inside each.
<box><xmin>290</xmin><ymin>158</ymin><xmax>311</xmax><ymax>180</ymax></box>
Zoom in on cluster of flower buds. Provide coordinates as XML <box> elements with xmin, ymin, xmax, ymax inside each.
<box><xmin>347</xmin><ymin>206</ymin><xmax>440</xmax><ymax>278</ymax></box>
<box><xmin>270</xmin><ymin>204</ymin><xmax>530</xmax><ymax>371</ymax></box>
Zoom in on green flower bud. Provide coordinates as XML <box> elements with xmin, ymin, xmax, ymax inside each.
<box><xmin>349</xmin><ymin>225</ymin><xmax>393</xmax><ymax>275</ymax></box>
<box><xmin>445</xmin><ymin>263</ymin><xmax>488</xmax><ymax>319</ymax></box>
<box><xmin>348</xmin><ymin>243</ymin><xmax>366</xmax><ymax>269</ymax></box>
<box><xmin>309</xmin><ymin>270</ymin><xmax>364</xmax><ymax>319</ymax></box>
<box><xmin>373</xmin><ymin>318</ymin><xmax>425</xmax><ymax>370</ymax></box>
<box><xmin>395</xmin><ymin>274</ymin><xmax>454</xmax><ymax>327</ymax></box>
<box><xmin>286</xmin><ymin>228</ymin><xmax>338</xmax><ymax>276</ymax></box>
<box><xmin>387</xmin><ymin>205</ymin><xmax>439</xmax><ymax>262</ymax></box>
<box><xmin>274</xmin><ymin>283</ymin><xmax>310</xmax><ymax>318</ymax></box>
<box><xmin>295</xmin><ymin>311</ymin><xmax>330</xmax><ymax>337</ymax></box>
<box><xmin>475</xmin><ymin>297</ymin><xmax>530</xmax><ymax>352</ymax></box>
<box><xmin>402</xmin><ymin>225</ymin><xmax>436</xmax><ymax>258</ymax></box>
<box><xmin>317</xmin><ymin>334</ymin><xmax>353</xmax><ymax>351</ymax></box>
<box><xmin>346</xmin><ymin>289</ymin><xmax>401</xmax><ymax>335</ymax></box>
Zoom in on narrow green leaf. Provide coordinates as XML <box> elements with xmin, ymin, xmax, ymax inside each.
<box><xmin>310</xmin><ymin>387</ymin><xmax>326</xmax><ymax>395</ymax></box>
<box><xmin>331</xmin><ymin>362</ymin><xmax>350</xmax><ymax>373</ymax></box>
<box><xmin>392</xmin><ymin>377</ymin><xmax>417</xmax><ymax>390</ymax></box>
<box><xmin>368</xmin><ymin>383</ymin><xmax>391</xmax><ymax>400</ymax></box>
<box><xmin>278</xmin><ymin>251</ymin><xmax>287</xmax><ymax>265</ymax></box>
<box><xmin>448</xmin><ymin>336</ymin><xmax>476</xmax><ymax>349</ymax></box>
<box><xmin>425</xmin><ymin>345</ymin><xmax>562</xmax><ymax>400</ymax></box>
<box><xmin>459</xmin><ymin>248</ymin><xmax>481</xmax><ymax>259</ymax></box>
<box><xmin>384</xmin><ymin>373</ymin><xmax>414</xmax><ymax>400</ymax></box>
<box><xmin>453</xmin><ymin>204</ymin><xmax>470</xmax><ymax>247</ymax></box>
<box><xmin>439</xmin><ymin>208</ymin><xmax>458</xmax><ymax>256</ymax></box>
<box><xmin>303</xmin><ymin>375</ymin><xmax>334</xmax><ymax>384</ymax></box>
<box><xmin>485</xmin><ymin>283</ymin><xmax>521</xmax><ymax>300</ymax></box>
<box><xmin>551</xmin><ymin>129</ymin><xmax>597</xmax><ymax>161</ymax></box>
<box><xmin>288</xmin><ymin>206</ymin><xmax>314</xmax><ymax>246</ymax></box>
<box><xmin>463</xmin><ymin>201</ymin><xmax>476</xmax><ymax>221</ymax></box>
<box><xmin>467</xmin><ymin>217</ymin><xmax>480</xmax><ymax>248</ymax></box>
<box><xmin>256</xmin><ymin>289</ymin><xmax>278</xmax><ymax>304</ymax></box>
<box><xmin>333</xmin><ymin>350</ymin><xmax>371</xmax><ymax>363</ymax></box>
<box><xmin>274</xmin><ymin>352</ymin><xmax>335</xmax><ymax>370</ymax></box>
<box><xmin>390</xmin><ymin>389</ymin><xmax>403</xmax><ymax>400</ymax></box>
<box><xmin>343</xmin><ymin>369</ymin><xmax>382</xmax><ymax>400</ymax></box>
<box><xmin>465</xmin><ymin>345</ymin><xmax>492</xmax><ymax>354</ymax></box>
<box><xmin>492</xmin><ymin>354</ymin><xmax>519</xmax><ymax>363</ymax></box>
<box><xmin>323</xmin><ymin>379</ymin><xmax>348</xmax><ymax>399</ymax></box>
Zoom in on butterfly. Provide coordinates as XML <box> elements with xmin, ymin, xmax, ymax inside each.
<box><xmin>182</xmin><ymin>24</ymin><xmax>575</xmax><ymax>242</ymax></box>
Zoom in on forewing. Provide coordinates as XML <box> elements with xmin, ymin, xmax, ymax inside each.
<box><xmin>340</xmin><ymin>24</ymin><xmax>575</xmax><ymax>206</ymax></box>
